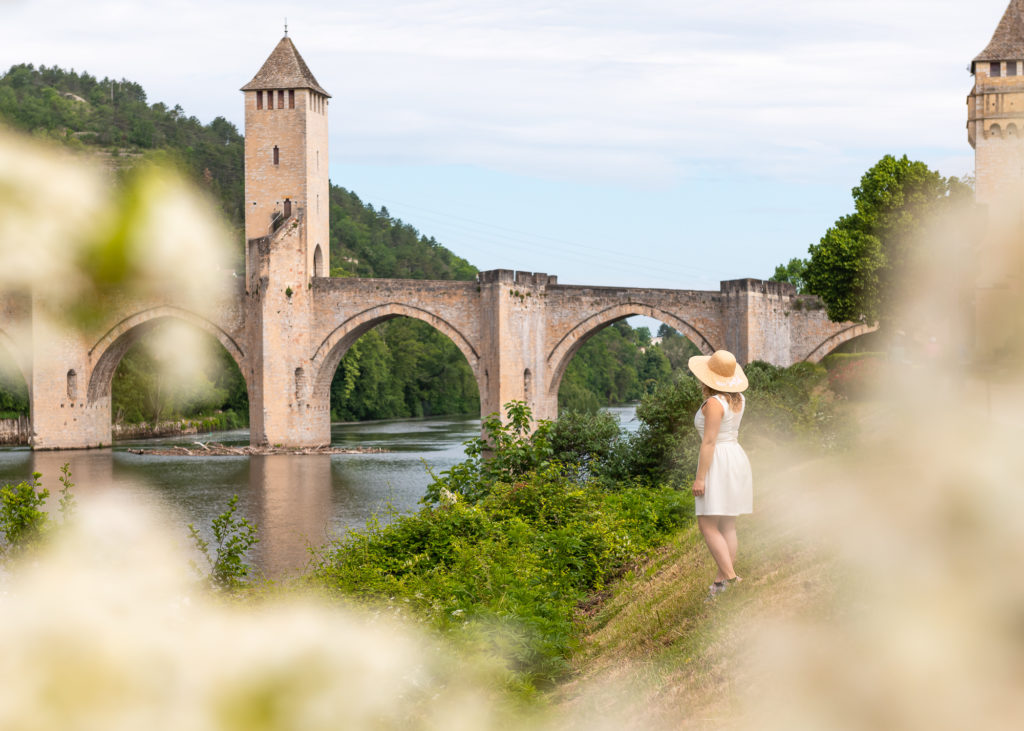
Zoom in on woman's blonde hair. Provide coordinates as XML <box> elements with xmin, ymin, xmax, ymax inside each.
<box><xmin>702</xmin><ymin>384</ymin><xmax>744</xmax><ymax>413</ymax></box>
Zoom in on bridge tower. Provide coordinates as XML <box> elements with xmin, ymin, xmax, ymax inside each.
<box><xmin>968</xmin><ymin>0</ymin><xmax>1024</xmax><ymax>353</ymax></box>
<box><xmin>242</xmin><ymin>35</ymin><xmax>333</xmax><ymax>445</ymax></box>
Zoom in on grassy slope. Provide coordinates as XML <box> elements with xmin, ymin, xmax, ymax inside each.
<box><xmin>550</xmin><ymin>444</ymin><xmax>850</xmax><ymax>729</ymax></box>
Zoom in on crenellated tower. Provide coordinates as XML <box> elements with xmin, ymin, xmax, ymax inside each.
<box><xmin>242</xmin><ymin>34</ymin><xmax>330</xmax><ymax>281</ymax></box>
<box><xmin>968</xmin><ymin>0</ymin><xmax>1024</xmax><ymax>354</ymax></box>
<box><xmin>242</xmin><ymin>34</ymin><xmax>332</xmax><ymax>446</ymax></box>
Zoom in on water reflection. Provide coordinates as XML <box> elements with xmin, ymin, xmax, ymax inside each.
<box><xmin>0</xmin><ymin>407</ymin><xmax>639</xmax><ymax>578</ymax></box>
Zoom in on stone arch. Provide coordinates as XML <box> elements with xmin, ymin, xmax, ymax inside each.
<box><xmin>87</xmin><ymin>306</ymin><xmax>247</xmax><ymax>403</ymax></box>
<box><xmin>310</xmin><ymin>303</ymin><xmax>482</xmax><ymax>405</ymax></box>
<box><xmin>990</xmin><ymin>123</ymin><xmax>1003</xmax><ymax>139</ymax></box>
<box><xmin>1009</xmin><ymin>123</ymin><xmax>1019</xmax><ymax>137</ymax></box>
<box><xmin>546</xmin><ymin>302</ymin><xmax>714</xmax><ymax>398</ymax></box>
<box><xmin>802</xmin><ymin>323</ymin><xmax>879</xmax><ymax>363</ymax></box>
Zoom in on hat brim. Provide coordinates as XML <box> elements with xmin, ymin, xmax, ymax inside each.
<box><xmin>687</xmin><ymin>355</ymin><xmax>749</xmax><ymax>393</ymax></box>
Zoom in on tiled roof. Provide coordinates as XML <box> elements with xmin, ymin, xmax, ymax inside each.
<box><xmin>975</xmin><ymin>0</ymin><xmax>1024</xmax><ymax>63</ymax></box>
<box><xmin>241</xmin><ymin>36</ymin><xmax>330</xmax><ymax>97</ymax></box>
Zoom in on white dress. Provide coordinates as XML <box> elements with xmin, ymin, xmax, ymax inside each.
<box><xmin>694</xmin><ymin>394</ymin><xmax>753</xmax><ymax>516</ymax></box>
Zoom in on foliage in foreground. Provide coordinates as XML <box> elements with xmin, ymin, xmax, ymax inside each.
<box><xmin>312</xmin><ymin>402</ymin><xmax>688</xmax><ymax>688</ymax></box>
<box><xmin>0</xmin><ymin>464</ymin><xmax>76</xmax><ymax>557</ymax></box>
<box><xmin>188</xmin><ymin>495</ymin><xmax>260</xmax><ymax>592</ymax></box>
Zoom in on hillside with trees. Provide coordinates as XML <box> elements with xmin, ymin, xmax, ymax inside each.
<box><xmin>0</xmin><ymin>63</ymin><xmax>691</xmax><ymax>426</ymax></box>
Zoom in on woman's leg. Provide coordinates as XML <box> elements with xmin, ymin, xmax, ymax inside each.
<box><xmin>698</xmin><ymin>515</ymin><xmax>736</xmax><ymax>582</ymax></box>
<box><xmin>720</xmin><ymin>516</ymin><xmax>738</xmax><ymax>567</ymax></box>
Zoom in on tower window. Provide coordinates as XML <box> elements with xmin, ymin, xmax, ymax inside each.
<box><xmin>278</xmin><ymin>90</ymin><xmax>285</xmax><ymax>109</ymax></box>
<box><xmin>256</xmin><ymin>90</ymin><xmax>263</xmax><ymax>110</ymax></box>
<box><xmin>67</xmin><ymin>369</ymin><xmax>77</xmax><ymax>401</ymax></box>
<box><xmin>273</xmin><ymin>145</ymin><xmax>279</xmax><ymax>165</ymax></box>
<box><xmin>1010</xmin><ymin>62</ymin><xmax>1019</xmax><ymax>77</ymax></box>
<box><xmin>991</xmin><ymin>62</ymin><xmax>1002</xmax><ymax>77</ymax></box>
<box><xmin>289</xmin><ymin>89</ymin><xmax>295</xmax><ymax>108</ymax></box>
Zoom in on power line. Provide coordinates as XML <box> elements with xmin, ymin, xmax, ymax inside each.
<box><xmin>347</xmin><ymin>189</ymin><xmax>731</xmax><ymax>284</ymax></box>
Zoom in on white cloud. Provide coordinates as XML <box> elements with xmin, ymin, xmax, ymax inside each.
<box><xmin>0</xmin><ymin>1</ymin><xmax>1003</xmax><ymax>184</ymax></box>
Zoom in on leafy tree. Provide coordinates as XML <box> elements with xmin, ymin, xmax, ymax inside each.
<box><xmin>656</xmin><ymin>325</ymin><xmax>702</xmax><ymax>371</ymax></box>
<box><xmin>803</xmin><ymin>154</ymin><xmax>972</xmax><ymax>325</ymax></box>
<box><xmin>770</xmin><ymin>257</ymin><xmax>809</xmax><ymax>294</ymax></box>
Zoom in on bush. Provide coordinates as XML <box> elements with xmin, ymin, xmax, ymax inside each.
<box><xmin>0</xmin><ymin>472</ymin><xmax>49</xmax><ymax>555</ymax></box>
<box><xmin>629</xmin><ymin>374</ymin><xmax>704</xmax><ymax>487</ymax></box>
<box><xmin>314</xmin><ymin>401</ymin><xmax>689</xmax><ymax>689</ymax></box>
<box><xmin>0</xmin><ymin>464</ymin><xmax>76</xmax><ymax>558</ymax></box>
<box><xmin>313</xmin><ymin>464</ymin><xmax>687</xmax><ymax>688</ymax></box>
<box><xmin>423</xmin><ymin>401</ymin><xmax>556</xmax><ymax>505</ymax></box>
<box><xmin>188</xmin><ymin>495</ymin><xmax>260</xmax><ymax>592</ymax></box>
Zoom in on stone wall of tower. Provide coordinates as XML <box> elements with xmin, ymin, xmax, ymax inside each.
<box><xmin>303</xmin><ymin>90</ymin><xmax>329</xmax><ymax>279</ymax></box>
<box><xmin>969</xmin><ymin>64</ymin><xmax>1024</xmax><ymax>210</ymax></box>
<box><xmin>969</xmin><ymin>62</ymin><xmax>1024</xmax><ymax>352</ymax></box>
<box><xmin>243</xmin><ymin>86</ymin><xmax>329</xmax><ymax>280</ymax></box>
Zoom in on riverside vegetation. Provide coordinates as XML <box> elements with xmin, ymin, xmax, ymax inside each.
<box><xmin>307</xmin><ymin>357</ymin><xmax>858</xmax><ymax>695</ymax></box>
<box><xmin>0</xmin><ymin>63</ymin><xmax>691</xmax><ymax>429</ymax></box>
<box><xmin>0</xmin><ymin>355</ymin><xmax>863</xmax><ymax>703</ymax></box>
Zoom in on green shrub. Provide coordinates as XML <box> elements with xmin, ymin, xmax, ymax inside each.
<box><xmin>188</xmin><ymin>495</ymin><xmax>260</xmax><ymax>592</ymax></box>
<box><xmin>630</xmin><ymin>374</ymin><xmax>704</xmax><ymax>487</ymax></box>
<box><xmin>0</xmin><ymin>472</ymin><xmax>49</xmax><ymax>555</ymax></box>
<box><xmin>314</xmin><ymin>464</ymin><xmax>687</xmax><ymax>688</ymax></box>
<box><xmin>315</xmin><ymin>402</ymin><xmax>689</xmax><ymax>690</ymax></box>
<box><xmin>423</xmin><ymin>401</ymin><xmax>556</xmax><ymax>505</ymax></box>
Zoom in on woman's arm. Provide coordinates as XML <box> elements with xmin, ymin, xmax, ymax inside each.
<box><xmin>692</xmin><ymin>397</ymin><xmax>724</xmax><ymax>497</ymax></box>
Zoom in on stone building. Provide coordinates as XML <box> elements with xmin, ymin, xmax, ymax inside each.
<box><xmin>968</xmin><ymin>0</ymin><xmax>1024</xmax><ymax>354</ymax></box>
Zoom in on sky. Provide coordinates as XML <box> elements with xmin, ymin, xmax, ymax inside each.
<box><xmin>0</xmin><ymin>0</ymin><xmax>1010</xmax><ymax>293</ymax></box>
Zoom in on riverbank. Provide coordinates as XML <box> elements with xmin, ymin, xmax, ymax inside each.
<box><xmin>126</xmin><ymin>442</ymin><xmax>389</xmax><ymax>457</ymax></box>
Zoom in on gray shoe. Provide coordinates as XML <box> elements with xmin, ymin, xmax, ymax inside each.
<box><xmin>708</xmin><ymin>580</ymin><xmax>728</xmax><ymax>599</ymax></box>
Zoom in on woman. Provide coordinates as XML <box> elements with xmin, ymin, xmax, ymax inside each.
<box><xmin>688</xmin><ymin>350</ymin><xmax>753</xmax><ymax>598</ymax></box>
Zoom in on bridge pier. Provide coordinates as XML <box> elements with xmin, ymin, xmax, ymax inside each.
<box><xmin>477</xmin><ymin>269</ymin><xmax>558</xmax><ymax>424</ymax></box>
<box><xmin>246</xmin><ymin>212</ymin><xmax>332</xmax><ymax>448</ymax></box>
<box><xmin>29</xmin><ymin>312</ymin><xmax>111</xmax><ymax>450</ymax></box>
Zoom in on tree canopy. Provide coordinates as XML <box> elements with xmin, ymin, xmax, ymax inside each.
<box><xmin>769</xmin><ymin>257</ymin><xmax>808</xmax><ymax>294</ymax></box>
<box><xmin>778</xmin><ymin>155</ymin><xmax>972</xmax><ymax>326</ymax></box>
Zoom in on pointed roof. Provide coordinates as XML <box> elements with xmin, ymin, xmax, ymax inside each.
<box><xmin>975</xmin><ymin>0</ymin><xmax>1024</xmax><ymax>65</ymax></box>
<box><xmin>241</xmin><ymin>36</ymin><xmax>330</xmax><ymax>97</ymax></box>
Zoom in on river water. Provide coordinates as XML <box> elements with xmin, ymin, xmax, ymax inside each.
<box><xmin>0</xmin><ymin>405</ymin><xmax>639</xmax><ymax>578</ymax></box>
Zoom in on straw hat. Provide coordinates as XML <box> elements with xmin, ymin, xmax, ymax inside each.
<box><xmin>687</xmin><ymin>350</ymin><xmax>748</xmax><ymax>393</ymax></box>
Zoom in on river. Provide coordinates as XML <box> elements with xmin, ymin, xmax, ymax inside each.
<box><xmin>0</xmin><ymin>405</ymin><xmax>640</xmax><ymax>578</ymax></box>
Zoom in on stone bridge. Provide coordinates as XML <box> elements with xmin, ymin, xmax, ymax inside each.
<box><xmin>0</xmin><ymin>211</ymin><xmax>870</xmax><ymax>450</ymax></box>
<box><xmin>0</xmin><ymin>35</ymin><xmax>876</xmax><ymax>449</ymax></box>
